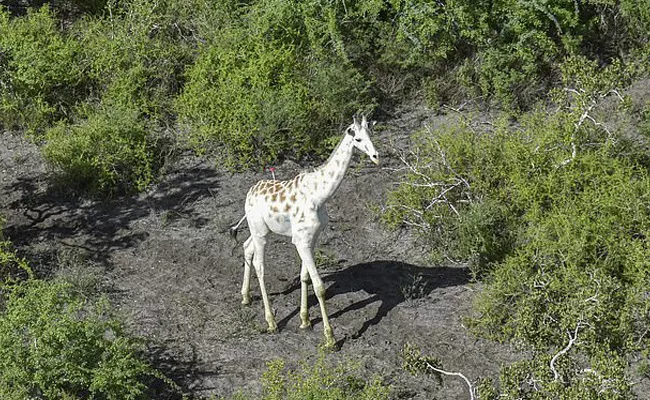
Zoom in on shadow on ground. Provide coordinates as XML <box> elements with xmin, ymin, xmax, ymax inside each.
<box><xmin>277</xmin><ymin>260</ymin><xmax>470</xmax><ymax>345</ymax></box>
<box><xmin>146</xmin><ymin>344</ymin><xmax>220</xmax><ymax>400</ymax></box>
<box><xmin>4</xmin><ymin>162</ymin><xmax>221</xmax><ymax>275</ymax></box>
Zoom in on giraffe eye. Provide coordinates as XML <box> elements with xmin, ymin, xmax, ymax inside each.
<box><xmin>354</xmin><ymin>137</ymin><xmax>362</xmax><ymax>142</ymax></box>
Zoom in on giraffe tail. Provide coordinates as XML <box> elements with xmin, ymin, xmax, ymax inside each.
<box><xmin>229</xmin><ymin>215</ymin><xmax>247</xmax><ymax>240</ymax></box>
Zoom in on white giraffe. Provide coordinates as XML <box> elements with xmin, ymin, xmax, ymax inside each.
<box><xmin>230</xmin><ymin>115</ymin><xmax>379</xmax><ymax>348</ymax></box>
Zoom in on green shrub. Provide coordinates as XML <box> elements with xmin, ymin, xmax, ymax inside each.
<box><xmin>0</xmin><ymin>5</ymin><xmax>86</xmax><ymax>133</ymax></box>
<box><xmin>0</xmin><ymin>216</ymin><xmax>32</xmax><ymax>290</ymax></box>
<box><xmin>0</xmin><ymin>1</ymin><xmax>188</xmax><ymax>194</ymax></box>
<box><xmin>46</xmin><ymin>0</ymin><xmax>191</xmax><ymax>195</ymax></box>
<box><xmin>382</xmin><ymin>117</ymin><xmax>521</xmax><ymax>273</ymax></box>
<box><xmin>3</xmin><ymin>0</ymin><xmax>649</xmax><ymax>191</ymax></box>
<box><xmin>43</xmin><ymin>105</ymin><xmax>157</xmax><ymax>195</ymax></box>
<box><xmin>369</xmin><ymin>0</ymin><xmax>650</xmax><ymax>109</ymax></box>
<box><xmin>403</xmin><ymin>342</ymin><xmax>635</xmax><ymax>399</ymax></box>
<box><xmin>386</xmin><ymin>107</ymin><xmax>650</xmax><ymax>349</ymax></box>
<box><xmin>176</xmin><ymin>0</ymin><xmax>372</xmax><ymax>167</ymax></box>
<box><xmin>383</xmin><ymin>55</ymin><xmax>650</xmax><ymax>395</ymax></box>
<box><xmin>472</xmin><ymin>150</ymin><xmax>650</xmax><ymax>350</ymax></box>
<box><xmin>73</xmin><ymin>0</ymin><xmax>190</xmax><ymax>121</ymax></box>
<box><xmin>477</xmin><ymin>349</ymin><xmax>634</xmax><ymax>399</ymax></box>
<box><xmin>624</xmin><ymin>1</ymin><xmax>650</xmax><ymax>51</ymax></box>
<box><xmin>0</xmin><ymin>279</ymin><xmax>159</xmax><ymax>399</ymax></box>
<box><xmin>230</xmin><ymin>353</ymin><xmax>389</xmax><ymax>400</ymax></box>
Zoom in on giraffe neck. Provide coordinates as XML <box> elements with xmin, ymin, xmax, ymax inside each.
<box><xmin>304</xmin><ymin>133</ymin><xmax>355</xmax><ymax>206</ymax></box>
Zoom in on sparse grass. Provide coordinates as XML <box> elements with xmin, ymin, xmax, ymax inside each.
<box><xmin>399</xmin><ymin>273</ymin><xmax>430</xmax><ymax>305</ymax></box>
<box><xmin>314</xmin><ymin>248</ymin><xmax>339</xmax><ymax>270</ymax></box>
<box><xmin>224</xmin><ymin>306</ymin><xmax>264</xmax><ymax>339</ymax></box>
<box><xmin>54</xmin><ymin>248</ymin><xmax>106</xmax><ymax>297</ymax></box>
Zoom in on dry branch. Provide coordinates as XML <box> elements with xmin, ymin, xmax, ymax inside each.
<box><xmin>424</xmin><ymin>361</ymin><xmax>475</xmax><ymax>400</ymax></box>
<box><xmin>550</xmin><ymin>322</ymin><xmax>584</xmax><ymax>382</ymax></box>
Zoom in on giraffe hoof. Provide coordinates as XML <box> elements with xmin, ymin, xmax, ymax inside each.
<box><xmin>267</xmin><ymin>325</ymin><xmax>278</xmax><ymax>334</ymax></box>
<box><xmin>299</xmin><ymin>322</ymin><xmax>312</xmax><ymax>330</ymax></box>
<box><xmin>241</xmin><ymin>298</ymin><xmax>251</xmax><ymax>306</ymax></box>
<box><xmin>320</xmin><ymin>337</ymin><xmax>338</xmax><ymax>352</ymax></box>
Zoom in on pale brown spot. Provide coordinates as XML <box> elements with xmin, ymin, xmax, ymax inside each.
<box><xmin>284</xmin><ymin>204</ymin><xmax>291</xmax><ymax>212</ymax></box>
<box><xmin>271</xmin><ymin>206</ymin><xmax>279</xmax><ymax>212</ymax></box>
<box><xmin>271</xmin><ymin>194</ymin><xmax>278</xmax><ymax>202</ymax></box>
<box><xmin>290</xmin><ymin>194</ymin><xmax>297</xmax><ymax>203</ymax></box>
<box><xmin>280</xmin><ymin>193</ymin><xmax>286</xmax><ymax>202</ymax></box>
<box><xmin>328</xmin><ymin>171</ymin><xmax>335</xmax><ymax>178</ymax></box>
<box><xmin>265</xmin><ymin>195</ymin><xmax>270</xmax><ymax>202</ymax></box>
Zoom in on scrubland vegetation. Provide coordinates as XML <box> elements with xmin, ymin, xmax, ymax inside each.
<box><xmin>1</xmin><ymin>0</ymin><xmax>650</xmax><ymax>398</ymax></box>
<box><xmin>0</xmin><ymin>218</ymin><xmax>169</xmax><ymax>399</ymax></box>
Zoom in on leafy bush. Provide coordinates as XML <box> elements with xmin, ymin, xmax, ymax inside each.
<box><xmin>478</xmin><ymin>349</ymin><xmax>634</xmax><ymax>399</ymax></box>
<box><xmin>72</xmin><ymin>0</ymin><xmax>190</xmax><ymax>121</ymax></box>
<box><xmin>0</xmin><ymin>5</ymin><xmax>86</xmax><ymax>133</ymax></box>
<box><xmin>382</xmin><ymin>117</ymin><xmax>519</xmax><ymax>272</ymax></box>
<box><xmin>403</xmin><ymin>341</ymin><xmax>635</xmax><ymax>399</ymax></box>
<box><xmin>370</xmin><ymin>0</ymin><xmax>650</xmax><ymax>108</ymax></box>
<box><xmin>3</xmin><ymin>0</ymin><xmax>650</xmax><ymax>192</ymax></box>
<box><xmin>0</xmin><ymin>1</ymin><xmax>187</xmax><ymax>195</ymax></box>
<box><xmin>230</xmin><ymin>354</ymin><xmax>389</xmax><ymax>400</ymax></box>
<box><xmin>0</xmin><ymin>216</ymin><xmax>32</xmax><ymax>291</ymax></box>
<box><xmin>43</xmin><ymin>104</ymin><xmax>158</xmax><ymax>195</ymax></box>
<box><xmin>0</xmin><ymin>279</ymin><xmax>161</xmax><ymax>400</ymax></box>
<box><xmin>383</xmin><ymin>58</ymin><xmax>650</xmax><ymax>396</ymax></box>
<box><xmin>472</xmin><ymin>151</ymin><xmax>650</xmax><ymax>350</ymax></box>
<box><xmin>385</xmin><ymin>109</ymin><xmax>650</xmax><ymax>347</ymax></box>
<box><xmin>176</xmin><ymin>0</ymin><xmax>372</xmax><ymax>167</ymax></box>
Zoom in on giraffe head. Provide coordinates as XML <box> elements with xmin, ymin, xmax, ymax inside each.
<box><xmin>347</xmin><ymin>115</ymin><xmax>379</xmax><ymax>165</ymax></box>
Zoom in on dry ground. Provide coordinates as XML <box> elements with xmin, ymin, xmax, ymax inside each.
<box><xmin>1</xmin><ymin>108</ymin><xmax>522</xmax><ymax>399</ymax></box>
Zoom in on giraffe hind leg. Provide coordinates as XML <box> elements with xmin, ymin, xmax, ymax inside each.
<box><xmin>251</xmin><ymin>236</ymin><xmax>278</xmax><ymax>333</ymax></box>
<box><xmin>241</xmin><ymin>236</ymin><xmax>254</xmax><ymax>305</ymax></box>
<box><xmin>299</xmin><ymin>262</ymin><xmax>311</xmax><ymax>329</ymax></box>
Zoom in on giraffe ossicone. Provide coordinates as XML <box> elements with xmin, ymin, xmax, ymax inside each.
<box><xmin>229</xmin><ymin>115</ymin><xmax>379</xmax><ymax>348</ymax></box>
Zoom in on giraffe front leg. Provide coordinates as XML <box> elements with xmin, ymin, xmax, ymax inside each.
<box><xmin>295</xmin><ymin>244</ymin><xmax>335</xmax><ymax>348</ymax></box>
<box><xmin>252</xmin><ymin>237</ymin><xmax>277</xmax><ymax>333</ymax></box>
<box><xmin>299</xmin><ymin>263</ymin><xmax>311</xmax><ymax>329</ymax></box>
<box><xmin>241</xmin><ymin>237</ymin><xmax>254</xmax><ymax>305</ymax></box>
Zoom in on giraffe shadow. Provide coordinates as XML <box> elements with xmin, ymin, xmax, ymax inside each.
<box><xmin>275</xmin><ymin>260</ymin><xmax>470</xmax><ymax>345</ymax></box>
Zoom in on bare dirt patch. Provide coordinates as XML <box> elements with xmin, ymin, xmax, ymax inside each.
<box><xmin>1</xmin><ymin>109</ymin><xmax>521</xmax><ymax>399</ymax></box>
